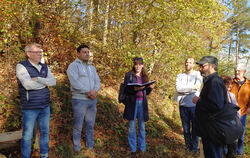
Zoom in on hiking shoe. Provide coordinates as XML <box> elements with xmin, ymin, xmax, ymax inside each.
<box><xmin>192</xmin><ymin>151</ymin><xmax>200</xmax><ymax>157</ymax></box>
<box><xmin>139</xmin><ymin>150</ymin><xmax>145</xmax><ymax>156</ymax></box>
<box><xmin>131</xmin><ymin>152</ymin><xmax>136</xmax><ymax>156</ymax></box>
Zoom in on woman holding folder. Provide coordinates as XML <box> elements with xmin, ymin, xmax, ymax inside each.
<box><xmin>123</xmin><ymin>57</ymin><xmax>155</xmax><ymax>156</ymax></box>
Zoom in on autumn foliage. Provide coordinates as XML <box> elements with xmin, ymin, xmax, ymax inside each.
<box><xmin>0</xmin><ymin>0</ymin><xmax>249</xmax><ymax>157</ymax></box>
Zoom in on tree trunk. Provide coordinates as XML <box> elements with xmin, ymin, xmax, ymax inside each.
<box><xmin>103</xmin><ymin>0</ymin><xmax>110</xmax><ymax>45</ymax></box>
<box><xmin>246</xmin><ymin>56</ymin><xmax>249</xmax><ymax>67</ymax></box>
<box><xmin>228</xmin><ymin>37</ymin><xmax>232</xmax><ymax>63</ymax></box>
<box><xmin>89</xmin><ymin>0</ymin><xmax>94</xmax><ymax>32</ymax></box>
<box><xmin>235</xmin><ymin>22</ymin><xmax>239</xmax><ymax>66</ymax></box>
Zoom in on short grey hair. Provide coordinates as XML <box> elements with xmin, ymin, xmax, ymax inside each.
<box><xmin>235</xmin><ymin>63</ymin><xmax>247</xmax><ymax>71</ymax></box>
<box><xmin>25</xmin><ymin>43</ymin><xmax>41</xmax><ymax>53</ymax></box>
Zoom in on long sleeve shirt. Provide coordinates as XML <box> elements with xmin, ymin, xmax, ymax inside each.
<box><xmin>175</xmin><ymin>70</ymin><xmax>202</xmax><ymax>107</ymax></box>
<box><xmin>16</xmin><ymin>60</ymin><xmax>56</xmax><ymax>90</ymax></box>
<box><xmin>228</xmin><ymin>92</ymin><xmax>240</xmax><ymax>117</ymax></box>
<box><xmin>67</xmin><ymin>58</ymin><xmax>100</xmax><ymax>100</ymax></box>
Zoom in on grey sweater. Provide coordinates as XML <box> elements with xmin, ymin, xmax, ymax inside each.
<box><xmin>67</xmin><ymin>58</ymin><xmax>100</xmax><ymax>100</ymax></box>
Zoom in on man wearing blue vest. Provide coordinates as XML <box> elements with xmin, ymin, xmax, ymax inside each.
<box><xmin>16</xmin><ymin>43</ymin><xmax>56</xmax><ymax>158</ymax></box>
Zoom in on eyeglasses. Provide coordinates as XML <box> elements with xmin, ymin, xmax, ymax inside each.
<box><xmin>200</xmin><ymin>63</ymin><xmax>209</xmax><ymax>69</ymax></box>
<box><xmin>29</xmin><ymin>51</ymin><xmax>42</xmax><ymax>54</ymax></box>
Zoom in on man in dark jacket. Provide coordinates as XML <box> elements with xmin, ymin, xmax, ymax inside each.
<box><xmin>192</xmin><ymin>56</ymin><xmax>226</xmax><ymax>158</ymax></box>
<box><xmin>16</xmin><ymin>43</ymin><xmax>56</xmax><ymax>158</ymax></box>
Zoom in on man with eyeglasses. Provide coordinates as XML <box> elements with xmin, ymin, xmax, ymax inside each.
<box><xmin>231</xmin><ymin>64</ymin><xmax>249</xmax><ymax>156</ymax></box>
<box><xmin>192</xmin><ymin>56</ymin><xmax>226</xmax><ymax>158</ymax></box>
<box><xmin>16</xmin><ymin>43</ymin><xmax>56</xmax><ymax>158</ymax></box>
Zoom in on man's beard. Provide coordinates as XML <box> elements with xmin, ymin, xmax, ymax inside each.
<box><xmin>201</xmin><ymin>71</ymin><xmax>209</xmax><ymax>77</ymax></box>
<box><xmin>186</xmin><ymin>67</ymin><xmax>192</xmax><ymax>71</ymax></box>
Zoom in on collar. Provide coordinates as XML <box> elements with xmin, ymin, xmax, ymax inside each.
<box><xmin>233</xmin><ymin>77</ymin><xmax>249</xmax><ymax>85</ymax></box>
<box><xmin>75</xmin><ymin>58</ymin><xmax>90</xmax><ymax>65</ymax></box>
<box><xmin>203</xmin><ymin>72</ymin><xmax>218</xmax><ymax>83</ymax></box>
<box><xmin>27</xmin><ymin>59</ymin><xmax>41</xmax><ymax>67</ymax></box>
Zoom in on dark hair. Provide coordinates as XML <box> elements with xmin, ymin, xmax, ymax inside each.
<box><xmin>77</xmin><ymin>44</ymin><xmax>89</xmax><ymax>53</ymax></box>
<box><xmin>132</xmin><ymin>57</ymin><xmax>149</xmax><ymax>82</ymax></box>
<box><xmin>221</xmin><ymin>75</ymin><xmax>232</xmax><ymax>85</ymax></box>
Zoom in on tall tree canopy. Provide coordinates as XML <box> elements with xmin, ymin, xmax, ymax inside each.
<box><xmin>0</xmin><ymin>0</ymin><xmax>231</xmax><ymax>97</ymax></box>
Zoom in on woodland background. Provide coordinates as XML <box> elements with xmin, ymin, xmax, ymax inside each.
<box><xmin>0</xmin><ymin>0</ymin><xmax>249</xmax><ymax>157</ymax></box>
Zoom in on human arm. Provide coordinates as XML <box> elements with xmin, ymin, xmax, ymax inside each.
<box><xmin>124</xmin><ymin>73</ymin><xmax>136</xmax><ymax>95</ymax></box>
<box><xmin>197</xmin><ymin>77</ymin><xmax>225</xmax><ymax>112</ymax></box>
<box><xmin>88</xmin><ymin>67</ymin><xmax>100</xmax><ymax>99</ymax></box>
<box><xmin>37</xmin><ymin>68</ymin><xmax>56</xmax><ymax>86</ymax></box>
<box><xmin>247</xmin><ymin>97</ymin><xmax>250</xmax><ymax>114</ymax></box>
<box><xmin>192</xmin><ymin>96</ymin><xmax>200</xmax><ymax>104</ymax></box>
<box><xmin>92</xmin><ymin>66</ymin><xmax>100</xmax><ymax>92</ymax></box>
<box><xmin>66</xmin><ymin>63</ymin><xmax>89</xmax><ymax>94</ymax></box>
<box><xmin>16</xmin><ymin>64</ymin><xmax>47</xmax><ymax>90</ymax></box>
<box><xmin>175</xmin><ymin>73</ymin><xmax>202</xmax><ymax>94</ymax></box>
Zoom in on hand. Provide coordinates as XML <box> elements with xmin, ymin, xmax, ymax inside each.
<box><xmin>32</xmin><ymin>77</ymin><xmax>38</xmax><ymax>81</ymax></box>
<box><xmin>134</xmin><ymin>86</ymin><xmax>145</xmax><ymax>91</ymax></box>
<box><xmin>247</xmin><ymin>107</ymin><xmax>250</xmax><ymax>114</ymax></box>
<box><xmin>88</xmin><ymin>90</ymin><xmax>97</xmax><ymax>99</ymax></box>
<box><xmin>193</xmin><ymin>84</ymin><xmax>200</xmax><ymax>90</ymax></box>
<box><xmin>149</xmin><ymin>83</ymin><xmax>155</xmax><ymax>89</ymax></box>
<box><xmin>192</xmin><ymin>96</ymin><xmax>200</xmax><ymax>104</ymax></box>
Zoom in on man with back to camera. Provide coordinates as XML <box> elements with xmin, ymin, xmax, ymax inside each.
<box><xmin>67</xmin><ymin>44</ymin><xmax>100</xmax><ymax>154</ymax></box>
<box><xmin>192</xmin><ymin>56</ymin><xmax>226</xmax><ymax>158</ymax></box>
<box><xmin>16</xmin><ymin>43</ymin><xmax>56</xmax><ymax>158</ymax></box>
<box><xmin>175</xmin><ymin>57</ymin><xmax>202</xmax><ymax>155</ymax></box>
<box><xmin>230</xmin><ymin>63</ymin><xmax>249</xmax><ymax>156</ymax></box>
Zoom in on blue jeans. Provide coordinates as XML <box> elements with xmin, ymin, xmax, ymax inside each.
<box><xmin>202</xmin><ymin>136</ymin><xmax>223</xmax><ymax>158</ymax></box>
<box><xmin>237</xmin><ymin>114</ymin><xmax>247</xmax><ymax>155</ymax></box>
<box><xmin>128</xmin><ymin>100</ymin><xmax>146</xmax><ymax>152</ymax></box>
<box><xmin>21</xmin><ymin>106</ymin><xmax>50</xmax><ymax>158</ymax></box>
<box><xmin>179</xmin><ymin>106</ymin><xmax>199</xmax><ymax>152</ymax></box>
<box><xmin>72</xmin><ymin>99</ymin><xmax>97</xmax><ymax>151</ymax></box>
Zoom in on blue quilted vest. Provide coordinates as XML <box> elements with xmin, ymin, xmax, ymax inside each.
<box><xmin>17</xmin><ymin>60</ymin><xmax>50</xmax><ymax>109</ymax></box>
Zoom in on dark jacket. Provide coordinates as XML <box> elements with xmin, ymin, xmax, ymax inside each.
<box><xmin>195</xmin><ymin>72</ymin><xmax>227</xmax><ymax>138</ymax></box>
<box><xmin>17</xmin><ymin>60</ymin><xmax>50</xmax><ymax>109</ymax></box>
<box><xmin>123</xmin><ymin>71</ymin><xmax>152</xmax><ymax>122</ymax></box>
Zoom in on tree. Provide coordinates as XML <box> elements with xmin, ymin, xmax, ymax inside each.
<box><xmin>226</xmin><ymin>0</ymin><xmax>250</xmax><ymax>65</ymax></box>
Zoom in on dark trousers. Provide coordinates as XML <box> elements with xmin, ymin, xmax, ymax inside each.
<box><xmin>227</xmin><ymin>141</ymin><xmax>237</xmax><ymax>158</ymax></box>
<box><xmin>202</xmin><ymin>136</ymin><xmax>223</xmax><ymax>158</ymax></box>
<box><xmin>179</xmin><ymin>106</ymin><xmax>199</xmax><ymax>152</ymax></box>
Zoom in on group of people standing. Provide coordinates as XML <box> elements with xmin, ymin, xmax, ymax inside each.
<box><xmin>16</xmin><ymin>43</ymin><xmax>249</xmax><ymax>158</ymax></box>
<box><xmin>16</xmin><ymin>43</ymin><xmax>100</xmax><ymax>158</ymax></box>
<box><xmin>175</xmin><ymin>56</ymin><xmax>249</xmax><ymax>158</ymax></box>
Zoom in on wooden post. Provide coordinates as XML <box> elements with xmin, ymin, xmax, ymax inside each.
<box><xmin>0</xmin><ymin>130</ymin><xmax>22</xmax><ymax>150</ymax></box>
<box><xmin>0</xmin><ymin>152</ymin><xmax>7</xmax><ymax>158</ymax></box>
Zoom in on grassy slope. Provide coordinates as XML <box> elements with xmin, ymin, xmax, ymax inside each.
<box><xmin>47</xmin><ymin>82</ymin><xmax>250</xmax><ymax>158</ymax></box>
<box><xmin>48</xmin><ymin>84</ymin><xmax>187</xmax><ymax>158</ymax></box>
<box><xmin>0</xmin><ymin>75</ymin><xmax>249</xmax><ymax>158</ymax></box>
